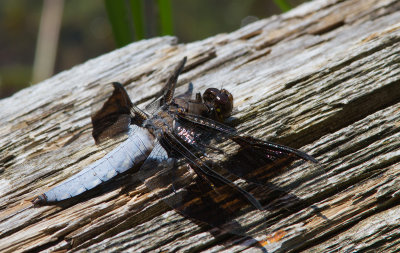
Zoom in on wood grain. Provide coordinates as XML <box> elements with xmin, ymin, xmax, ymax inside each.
<box><xmin>0</xmin><ymin>0</ymin><xmax>399</xmax><ymax>252</ymax></box>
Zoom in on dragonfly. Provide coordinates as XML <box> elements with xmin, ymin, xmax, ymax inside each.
<box><xmin>32</xmin><ymin>57</ymin><xmax>317</xmax><ymax>236</ymax></box>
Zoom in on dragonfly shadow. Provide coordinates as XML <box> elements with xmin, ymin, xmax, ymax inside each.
<box><xmin>156</xmin><ymin>150</ymin><xmax>329</xmax><ymax>246</ymax></box>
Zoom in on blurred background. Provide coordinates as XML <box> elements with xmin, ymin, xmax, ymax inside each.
<box><xmin>0</xmin><ymin>0</ymin><xmax>308</xmax><ymax>99</ymax></box>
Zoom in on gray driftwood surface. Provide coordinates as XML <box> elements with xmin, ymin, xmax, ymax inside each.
<box><xmin>1</xmin><ymin>0</ymin><xmax>400</xmax><ymax>252</ymax></box>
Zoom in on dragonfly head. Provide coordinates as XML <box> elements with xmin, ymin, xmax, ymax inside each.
<box><xmin>203</xmin><ymin>88</ymin><xmax>233</xmax><ymax>122</ymax></box>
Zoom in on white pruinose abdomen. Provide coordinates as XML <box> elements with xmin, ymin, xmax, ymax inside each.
<box><xmin>43</xmin><ymin>125</ymin><xmax>155</xmax><ymax>202</ymax></box>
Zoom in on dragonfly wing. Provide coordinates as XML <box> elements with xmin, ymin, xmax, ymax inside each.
<box><xmin>138</xmin><ymin>133</ymin><xmax>264</xmax><ymax>236</ymax></box>
<box><xmin>176</xmin><ymin>113</ymin><xmax>317</xmax><ymax>185</ymax></box>
<box><xmin>91</xmin><ymin>82</ymin><xmax>134</xmax><ymax>144</ymax></box>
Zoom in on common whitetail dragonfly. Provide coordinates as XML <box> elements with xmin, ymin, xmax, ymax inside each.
<box><xmin>32</xmin><ymin>57</ymin><xmax>317</xmax><ymax>235</ymax></box>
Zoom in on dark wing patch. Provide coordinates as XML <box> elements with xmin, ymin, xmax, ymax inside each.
<box><xmin>91</xmin><ymin>82</ymin><xmax>133</xmax><ymax>144</ymax></box>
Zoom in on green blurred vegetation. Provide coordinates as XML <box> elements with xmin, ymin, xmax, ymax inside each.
<box><xmin>157</xmin><ymin>0</ymin><xmax>173</xmax><ymax>36</ymax></box>
<box><xmin>105</xmin><ymin>0</ymin><xmax>174</xmax><ymax>47</ymax></box>
<box><xmin>104</xmin><ymin>0</ymin><xmax>134</xmax><ymax>47</ymax></box>
<box><xmin>0</xmin><ymin>0</ymin><xmax>308</xmax><ymax>99</ymax></box>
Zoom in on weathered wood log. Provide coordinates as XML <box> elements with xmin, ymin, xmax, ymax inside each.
<box><xmin>1</xmin><ymin>0</ymin><xmax>400</xmax><ymax>252</ymax></box>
